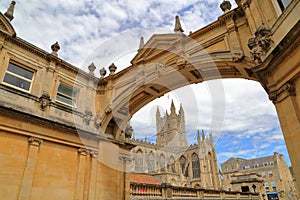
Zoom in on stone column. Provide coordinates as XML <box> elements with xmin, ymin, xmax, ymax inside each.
<box><xmin>18</xmin><ymin>137</ymin><xmax>42</xmax><ymax>200</ymax></box>
<box><xmin>74</xmin><ymin>148</ymin><xmax>88</xmax><ymax>200</ymax></box>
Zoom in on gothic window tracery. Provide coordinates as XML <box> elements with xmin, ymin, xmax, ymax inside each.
<box><xmin>135</xmin><ymin>150</ymin><xmax>143</xmax><ymax>172</ymax></box>
<box><xmin>192</xmin><ymin>154</ymin><xmax>200</xmax><ymax>178</ymax></box>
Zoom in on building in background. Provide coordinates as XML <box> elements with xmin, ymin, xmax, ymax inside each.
<box><xmin>221</xmin><ymin>153</ymin><xmax>298</xmax><ymax>200</ymax></box>
<box><xmin>131</xmin><ymin>102</ymin><xmax>221</xmax><ymax>189</ymax></box>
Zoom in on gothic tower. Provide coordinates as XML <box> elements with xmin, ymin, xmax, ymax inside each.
<box><xmin>156</xmin><ymin>101</ymin><xmax>187</xmax><ymax>148</ymax></box>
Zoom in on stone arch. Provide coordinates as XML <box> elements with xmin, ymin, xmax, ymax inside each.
<box><xmin>147</xmin><ymin>151</ymin><xmax>155</xmax><ymax>173</ymax></box>
<box><xmin>168</xmin><ymin>155</ymin><xmax>176</xmax><ymax>173</ymax></box>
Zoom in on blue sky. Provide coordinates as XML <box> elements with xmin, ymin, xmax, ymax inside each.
<box><xmin>0</xmin><ymin>0</ymin><xmax>291</xmax><ymax>166</ymax></box>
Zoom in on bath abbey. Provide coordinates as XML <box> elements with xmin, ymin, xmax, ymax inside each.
<box><xmin>0</xmin><ymin>0</ymin><xmax>299</xmax><ymax>199</ymax></box>
<box><xmin>131</xmin><ymin>102</ymin><xmax>221</xmax><ymax>189</ymax></box>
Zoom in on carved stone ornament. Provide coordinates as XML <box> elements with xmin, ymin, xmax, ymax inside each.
<box><xmin>125</xmin><ymin>122</ymin><xmax>134</xmax><ymax>138</ymax></box>
<box><xmin>268</xmin><ymin>91</ymin><xmax>277</xmax><ymax>101</ymax></box>
<box><xmin>29</xmin><ymin>137</ymin><xmax>43</xmax><ymax>146</ymax></box>
<box><xmin>94</xmin><ymin>112</ymin><xmax>103</xmax><ymax>128</ymax></box>
<box><xmin>220</xmin><ymin>0</ymin><xmax>232</xmax><ymax>13</ymax></box>
<box><xmin>51</xmin><ymin>41</ymin><xmax>60</xmax><ymax>56</ymax></box>
<box><xmin>248</xmin><ymin>23</ymin><xmax>273</xmax><ymax>64</ymax></box>
<box><xmin>99</xmin><ymin>67</ymin><xmax>107</xmax><ymax>79</ymax></box>
<box><xmin>83</xmin><ymin>110</ymin><xmax>93</xmax><ymax>125</ymax></box>
<box><xmin>283</xmin><ymin>82</ymin><xmax>296</xmax><ymax>96</ymax></box>
<box><xmin>104</xmin><ymin>104</ymin><xmax>112</xmax><ymax>114</ymax></box>
<box><xmin>88</xmin><ymin>63</ymin><xmax>96</xmax><ymax>75</ymax></box>
<box><xmin>39</xmin><ymin>92</ymin><xmax>51</xmax><ymax>110</ymax></box>
<box><xmin>109</xmin><ymin>63</ymin><xmax>117</xmax><ymax>75</ymax></box>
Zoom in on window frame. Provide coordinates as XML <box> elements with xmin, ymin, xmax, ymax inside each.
<box><xmin>56</xmin><ymin>83</ymin><xmax>79</xmax><ymax>107</ymax></box>
<box><xmin>2</xmin><ymin>62</ymin><xmax>35</xmax><ymax>93</ymax></box>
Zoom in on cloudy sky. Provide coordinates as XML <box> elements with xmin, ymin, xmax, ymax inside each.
<box><xmin>1</xmin><ymin>0</ymin><xmax>290</xmax><ymax>165</ymax></box>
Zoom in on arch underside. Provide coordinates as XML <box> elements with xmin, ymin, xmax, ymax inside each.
<box><xmin>107</xmin><ymin>52</ymin><xmax>256</xmax><ymax>134</ymax></box>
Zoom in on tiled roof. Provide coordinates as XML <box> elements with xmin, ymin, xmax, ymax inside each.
<box><xmin>130</xmin><ymin>173</ymin><xmax>161</xmax><ymax>185</ymax></box>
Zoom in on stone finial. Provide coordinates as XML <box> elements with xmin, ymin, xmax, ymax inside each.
<box><xmin>51</xmin><ymin>41</ymin><xmax>60</xmax><ymax>56</ymax></box>
<box><xmin>220</xmin><ymin>0</ymin><xmax>232</xmax><ymax>13</ymax></box>
<box><xmin>109</xmin><ymin>63</ymin><xmax>117</xmax><ymax>75</ymax></box>
<box><xmin>4</xmin><ymin>1</ymin><xmax>16</xmax><ymax>21</ymax></box>
<box><xmin>88</xmin><ymin>63</ymin><xmax>96</xmax><ymax>75</ymax></box>
<box><xmin>138</xmin><ymin>36</ymin><xmax>144</xmax><ymax>52</ymax></box>
<box><xmin>99</xmin><ymin>67</ymin><xmax>106</xmax><ymax>78</ymax></box>
<box><xmin>174</xmin><ymin>15</ymin><xmax>184</xmax><ymax>33</ymax></box>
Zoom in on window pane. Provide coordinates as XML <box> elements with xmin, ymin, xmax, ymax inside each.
<box><xmin>7</xmin><ymin>63</ymin><xmax>33</xmax><ymax>80</ymax></box>
<box><xmin>3</xmin><ymin>73</ymin><xmax>31</xmax><ymax>90</ymax></box>
<box><xmin>56</xmin><ymin>95</ymin><xmax>74</xmax><ymax>106</ymax></box>
<box><xmin>58</xmin><ymin>84</ymin><xmax>74</xmax><ymax>97</ymax></box>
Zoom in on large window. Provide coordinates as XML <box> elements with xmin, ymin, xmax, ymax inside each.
<box><xmin>192</xmin><ymin>154</ymin><xmax>200</xmax><ymax>178</ymax></box>
<box><xmin>147</xmin><ymin>153</ymin><xmax>155</xmax><ymax>173</ymax></box>
<box><xmin>135</xmin><ymin>151</ymin><xmax>143</xmax><ymax>172</ymax></box>
<box><xmin>3</xmin><ymin>62</ymin><xmax>34</xmax><ymax>92</ymax></box>
<box><xmin>159</xmin><ymin>154</ymin><xmax>165</xmax><ymax>172</ymax></box>
<box><xmin>56</xmin><ymin>83</ymin><xmax>78</xmax><ymax>107</ymax></box>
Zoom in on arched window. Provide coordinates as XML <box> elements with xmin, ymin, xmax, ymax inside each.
<box><xmin>180</xmin><ymin>156</ymin><xmax>188</xmax><ymax>177</ymax></box>
<box><xmin>159</xmin><ymin>154</ymin><xmax>165</xmax><ymax>172</ymax></box>
<box><xmin>169</xmin><ymin>156</ymin><xmax>176</xmax><ymax>173</ymax></box>
<box><xmin>147</xmin><ymin>152</ymin><xmax>155</xmax><ymax>173</ymax></box>
<box><xmin>135</xmin><ymin>150</ymin><xmax>143</xmax><ymax>172</ymax></box>
<box><xmin>192</xmin><ymin>154</ymin><xmax>200</xmax><ymax>178</ymax></box>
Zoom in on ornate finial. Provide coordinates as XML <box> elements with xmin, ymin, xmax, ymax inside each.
<box><xmin>220</xmin><ymin>0</ymin><xmax>232</xmax><ymax>13</ymax></box>
<box><xmin>138</xmin><ymin>36</ymin><xmax>144</xmax><ymax>52</ymax></box>
<box><xmin>88</xmin><ymin>63</ymin><xmax>96</xmax><ymax>75</ymax></box>
<box><xmin>4</xmin><ymin>1</ymin><xmax>16</xmax><ymax>21</ymax></box>
<box><xmin>99</xmin><ymin>67</ymin><xmax>107</xmax><ymax>78</ymax></box>
<box><xmin>202</xmin><ymin>129</ymin><xmax>205</xmax><ymax>141</ymax></box>
<box><xmin>109</xmin><ymin>63</ymin><xmax>117</xmax><ymax>75</ymax></box>
<box><xmin>197</xmin><ymin>130</ymin><xmax>201</xmax><ymax>144</ymax></box>
<box><xmin>174</xmin><ymin>15</ymin><xmax>184</xmax><ymax>33</ymax></box>
<box><xmin>51</xmin><ymin>41</ymin><xmax>60</xmax><ymax>56</ymax></box>
<box><xmin>179</xmin><ymin>104</ymin><xmax>184</xmax><ymax>114</ymax></box>
<box><xmin>170</xmin><ymin>100</ymin><xmax>176</xmax><ymax>114</ymax></box>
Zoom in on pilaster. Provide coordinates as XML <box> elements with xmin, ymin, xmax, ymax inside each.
<box><xmin>18</xmin><ymin>137</ymin><xmax>42</xmax><ymax>200</ymax></box>
<box><xmin>74</xmin><ymin>148</ymin><xmax>89</xmax><ymax>200</ymax></box>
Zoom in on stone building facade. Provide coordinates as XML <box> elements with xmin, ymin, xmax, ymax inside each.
<box><xmin>131</xmin><ymin>103</ymin><xmax>221</xmax><ymax>189</ymax></box>
<box><xmin>221</xmin><ymin>153</ymin><xmax>298</xmax><ymax>200</ymax></box>
<box><xmin>0</xmin><ymin>0</ymin><xmax>299</xmax><ymax>199</ymax></box>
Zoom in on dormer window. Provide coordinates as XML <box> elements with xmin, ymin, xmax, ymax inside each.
<box><xmin>56</xmin><ymin>83</ymin><xmax>78</xmax><ymax>107</ymax></box>
<box><xmin>3</xmin><ymin>62</ymin><xmax>34</xmax><ymax>92</ymax></box>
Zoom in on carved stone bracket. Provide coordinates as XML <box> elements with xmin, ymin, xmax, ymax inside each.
<box><xmin>90</xmin><ymin>150</ymin><xmax>98</xmax><ymax>158</ymax></box>
<box><xmin>39</xmin><ymin>92</ymin><xmax>51</xmax><ymax>111</ymax></box>
<box><xmin>83</xmin><ymin>110</ymin><xmax>93</xmax><ymax>125</ymax></box>
<box><xmin>268</xmin><ymin>81</ymin><xmax>296</xmax><ymax>103</ymax></box>
<box><xmin>78</xmin><ymin>148</ymin><xmax>89</xmax><ymax>156</ymax></box>
<box><xmin>248</xmin><ymin>23</ymin><xmax>273</xmax><ymax>64</ymax></box>
<box><xmin>94</xmin><ymin>112</ymin><xmax>103</xmax><ymax>128</ymax></box>
<box><xmin>29</xmin><ymin>137</ymin><xmax>43</xmax><ymax>147</ymax></box>
<box><xmin>119</xmin><ymin>155</ymin><xmax>132</xmax><ymax>163</ymax></box>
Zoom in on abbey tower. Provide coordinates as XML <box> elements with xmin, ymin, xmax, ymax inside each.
<box><xmin>131</xmin><ymin>103</ymin><xmax>221</xmax><ymax>189</ymax></box>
